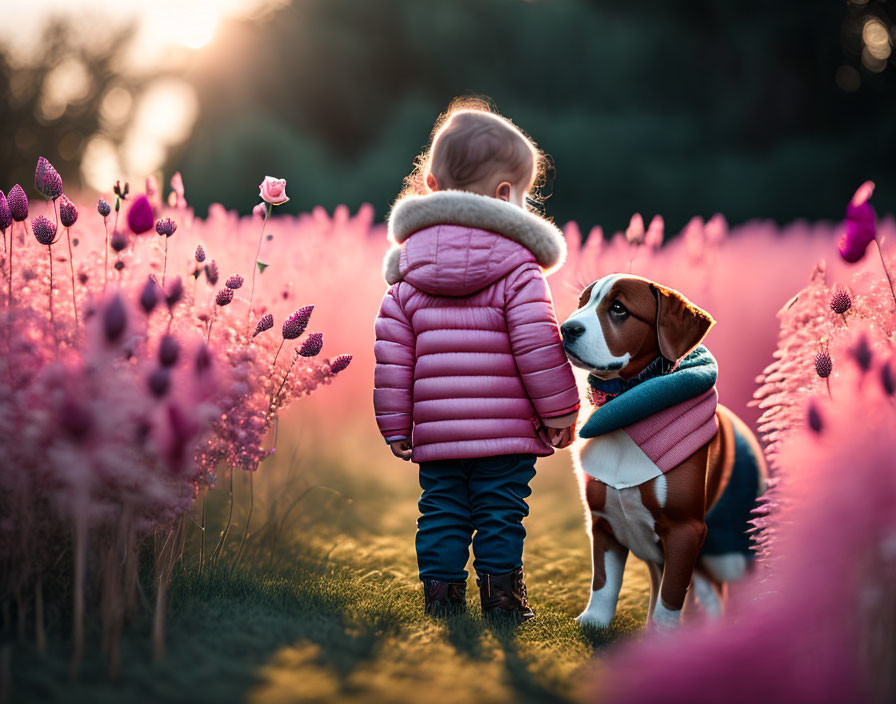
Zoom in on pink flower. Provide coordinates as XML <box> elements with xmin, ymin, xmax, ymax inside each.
<box><xmin>127</xmin><ymin>195</ymin><xmax>155</xmax><ymax>235</ymax></box>
<box><xmin>59</xmin><ymin>195</ymin><xmax>78</xmax><ymax>228</ymax></box>
<box><xmin>0</xmin><ymin>191</ymin><xmax>10</xmax><ymax>231</ymax></box>
<box><xmin>258</xmin><ymin>176</ymin><xmax>289</xmax><ymax>206</ymax></box>
<box><xmin>645</xmin><ymin>215</ymin><xmax>664</xmax><ymax>249</ymax></box>
<box><xmin>838</xmin><ymin>181</ymin><xmax>876</xmax><ymax>263</ymax></box>
<box><xmin>625</xmin><ymin>213</ymin><xmax>645</xmax><ymax>245</ymax></box>
<box><xmin>253</xmin><ymin>202</ymin><xmax>268</xmax><ymax>218</ymax></box>
<box><xmin>167</xmin><ymin>172</ymin><xmax>185</xmax><ymax>208</ymax></box>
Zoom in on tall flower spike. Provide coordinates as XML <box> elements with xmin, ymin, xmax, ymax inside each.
<box><xmin>165</xmin><ymin>277</ymin><xmax>183</xmax><ymax>309</ymax></box>
<box><xmin>329</xmin><ymin>354</ymin><xmax>352</xmax><ymax>374</ymax></box>
<box><xmin>34</xmin><ymin>156</ymin><xmax>63</xmax><ymax>199</ymax></box>
<box><xmin>838</xmin><ymin>181</ymin><xmax>875</xmax><ymax>263</ymax></box>
<box><xmin>139</xmin><ymin>276</ymin><xmax>159</xmax><ymax>314</ymax></box>
<box><xmin>215</xmin><ymin>288</ymin><xmax>234</xmax><ymax>306</ymax></box>
<box><xmin>8</xmin><ymin>184</ymin><xmax>27</xmax><ymax>222</ymax></box>
<box><xmin>830</xmin><ymin>289</ymin><xmax>852</xmax><ymax>315</ymax></box>
<box><xmin>110</xmin><ymin>230</ymin><xmax>128</xmax><ymax>252</ymax></box>
<box><xmin>59</xmin><ymin>195</ymin><xmax>78</xmax><ymax>228</ymax></box>
<box><xmin>195</xmin><ymin>245</ymin><xmax>206</xmax><ymax>263</ymax></box>
<box><xmin>155</xmin><ymin>217</ymin><xmax>177</xmax><ymax>237</ymax></box>
<box><xmin>299</xmin><ymin>332</ymin><xmax>323</xmax><ymax>357</ymax></box>
<box><xmin>103</xmin><ymin>294</ymin><xmax>127</xmax><ymax>343</ymax></box>
<box><xmin>127</xmin><ymin>194</ymin><xmax>154</xmax><ymax>234</ymax></box>
<box><xmin>205</xmin><ymin>260</ymin><xmax>219</xmax><ymax>286</ymax></box>
<box><xmin>226</xmin><ymin>274</ymin><xmax>243</xmax><ymax>290</ymax></box>
<box><xmin>0</xmin><ymin>191</ymin><xmax>10</xmax><ymax>231</ymax></box>
<box><xmin>97</xmin><ymin>198</ymin><xmax>111</xmax><ymax>218</ymax></box>
<box><xmin>31</xmin><ymin>215</ymin><xmax>57</xmax><ymax>245</ymax></box>
<box><xmin>850</xmin><ymin>334</ymin><xmax>872</xmax><ymax>372</ymax></box>
<box><xmin>282</xmin><ymin>305</ymin><xmax>313</xmax><ymax>339</ymax></box>
<box><xmin>814</xmin><ymin>350</ymin><xmax>832</xmax><ymax>379</ymax></box>
<box><xmin>253</xmin><ymin>313</ymin><xmax>273</xmax><ymax>337</ymax></box>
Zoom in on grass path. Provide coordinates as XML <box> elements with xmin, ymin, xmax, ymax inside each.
<box><xmin>9</xmin><ymin>451</ymin><xmax>651</xmax><ymax>703</ymax></box>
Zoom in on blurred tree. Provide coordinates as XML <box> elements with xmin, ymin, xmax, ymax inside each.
<box><xmin>0</xmin><ymin>20</ymin><xmax>148</xmax><ymax>197</ymax></box>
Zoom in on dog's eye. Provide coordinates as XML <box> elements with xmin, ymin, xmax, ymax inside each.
<box><xmin>609</xmin><ymin>301</ymin><xmax>629</xmax><ymax>319</ymax></box>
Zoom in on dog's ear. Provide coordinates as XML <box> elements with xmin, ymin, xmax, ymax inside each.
<box><xmin>651</xmin><ymin>284</ymin><xmax>715</xmax><ymax>363</ymax></box>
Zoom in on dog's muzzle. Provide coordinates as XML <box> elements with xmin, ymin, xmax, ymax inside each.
<box><xmin>560</xmin><ymin>320</ymin><xmax>586</xmax><ymax>343</ymax></box>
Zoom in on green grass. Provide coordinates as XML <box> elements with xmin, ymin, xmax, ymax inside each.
<box><xmin>6</xmin><ymin>449</ymin><xmax>651</xmax><ymax>703</ymax></box>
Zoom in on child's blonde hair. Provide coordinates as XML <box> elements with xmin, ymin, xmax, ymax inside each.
<box><xmin>402</xmin><ymin>97</ymin><xmax>547</xmax><ymax>205</ymax></box>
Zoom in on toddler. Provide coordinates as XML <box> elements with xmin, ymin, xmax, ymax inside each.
<box><xmin>373</xmin><ymin>100</ymin><xmax>579</xmax><ymax>620</ymax></box>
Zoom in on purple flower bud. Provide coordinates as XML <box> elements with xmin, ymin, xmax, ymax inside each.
<box><xmin>195</xmin><ymin>245</ymin><xmax>206</xmax><ymax>263</ymax></box>
<box><xmin>34</xmin><ymin>156</ymin><xmax>63</xmax><ymax>200</ymax></box>
<box><xmin>282</xmin><ymin>305</ymin><xmax>313</xmax><ymax>340</ymax></box>
<box><xmin>8</xmin><ymin>184</ymin><xmax>28</xmax><ymax>222</ymax></box>
<box><xmin>139</xmin><ymin>276</ymin><xmax>159</xmax><ymax>314</ymax></box>
<box><xmin>110</xmin><ymin>230</ymin><xmax>128</xmax><ymax>252</ymax></box>
<box><xmin>226</xmin><ymin>274</ymin><xmax>244</xmax><ymax>290</ymax></box>
<box><xmin>881</xmin><ymin>358</ymin><xmax>895</xmax><ymax>396</ymax></box>
<box><xmin>31</xmin><ymin>215</ymin><xmax>56</xmax><ymax>246</ymax></box>
<box><xmin>253</xmin><ymin>313</ymin><xmax>273</xmax><ymax>337</ymax></box>
<box><xmin>299</xmin><ymin>332</ymin><xmax>323</xmax><ymax>357</ymax></box>
<box><xmin>830</xmin><ymin>289</ymin><xmax>851</xmax><ymax>315</ymax></box>
<box><xmin>60</xmin><ymin>398</ymin><xmax>93</xmax><ymax>443</ymax></box>
<box><xmin>114</xmin><ymin>181</ymin><xmax>129</xmax><ymax>200</ymax></box>
<box><xmin>159</xmin><ymin>335</ymin><xmax>180</xmax><ymax>367</ymax></box>
<box><xmin>215</xmin><ymin>288</ymin><xmax>234</xmax><ymax>306</ymax></box>
<box><xmin>195</xmin><ymin>344</ymin><xmax>212</xmax><ymax>375</ymax></box>
<box><xmin>59</xmin><ymin>194</ymin><xmax>78</xmax><ymax>228</ymax></box>
<box><xmin>814</xmin><ymin>350</ymin><xmax>832</xmax><ymax>379</ymax></box>
<box><xmin>114</xmin><ymin>260</ymin><xmax>125</xmax><ymax>271</ymax></box>
<box><xmin>97</xmin><ymin>198</ymin><xmax>111</xmax><ymax>218</ymax></box>
<box><xmin>0</xmin><ymin>191</ymin><xmax>10</xmax><ymax>231</ymax></box>
<box><xmin>127</xmin><ymin>194</ymin><xmax>154</xmax><ymax>234</ymax></box>
<box><xmin>205</xmin><ymin>260</ymin><xmax>219</xmax><ymax>286</ymax></box>
<box><xmin>165</xmin><ymin>276</ymin><xmax>183</xmax><ymax>309</ymax></box>
<box><xmin>329</xmin><ymin>354</ymin><xmax>352</xmax><ymax>374</ymax></box>
<box><xmin>78</xmin><ymin>272</ymin><xmax>88</xmax><ymax>285</ymax></box>
<box><xmin>149</xmin><ymin>367</ymin><xmax>171</xmax><ymax>398</ymax></box>
<box><xmin>807</xmin><ymin>400</ymin><xmax>823</xmax><ymax>434</ymax></box>
<box><xmin>155</xmin><ymin>217</ymin><xmax>177</xmax><ymax>237</ymax></box>
<box><xmin>851</xmin><ymin>334</ymin><xmax>873</xmax><ymax>372</ymax></box>
<box><xmin>104</xmin><ymin>294</ymin><xmax>127</xmax><ymax>343</ymax></box>
<box><xmin>838</xmin><ymin>181</ymin><xmax>876</xmax><ymax>263</ymax></box>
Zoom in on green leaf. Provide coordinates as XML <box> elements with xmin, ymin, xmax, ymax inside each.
<box><xmin>257</xmin><ymin>261</ymin><xmax>269</xmax><ymax>274</ymax></box>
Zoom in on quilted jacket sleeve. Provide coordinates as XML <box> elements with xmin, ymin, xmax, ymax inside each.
<box><xmin>505</xmin><ymin>263</ymin><xmax>580</xmax><ymax>421</ymax></box>
<box><xmin>373</xmin><ymin>283</ymin><xmax>416</xmax><ymax>442</ymax></box>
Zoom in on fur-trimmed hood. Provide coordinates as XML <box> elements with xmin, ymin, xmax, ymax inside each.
<box><xmin>382</xmin><ymin>190</ymin><xmax>567</xmax><ymax>287</ymax></box>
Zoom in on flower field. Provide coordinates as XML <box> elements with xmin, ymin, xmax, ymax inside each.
<box><xmin>2</xmin><ymin>161</ymin><xmax>894</xmax><ymax>703</ymax></box>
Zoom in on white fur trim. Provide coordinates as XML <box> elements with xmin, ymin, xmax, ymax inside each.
<box><xmin>382</xmin><ymin>245</ymin><xmax>402</xmax><ymax>285</ymax></box>
<box><xmin>384</xmin><ymin>190</ymin><xmax>567</xmax><ymax>283</ymax></box>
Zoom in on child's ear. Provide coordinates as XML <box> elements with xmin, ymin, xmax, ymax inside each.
<box><xmin>495</xmin><ymin>181</ymin><xmax>511</xmax><ymax>201</ymax></box>
<box><xmin>425</xmin><ymin>173</ymin><xmax>438</xmax><ymax>192</ymax></box>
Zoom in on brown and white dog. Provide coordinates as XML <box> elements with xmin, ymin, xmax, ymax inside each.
<box><xmin>561</xmin><ymin>274</ymin><xmax>767</xmax><ymax>630</ymax></box>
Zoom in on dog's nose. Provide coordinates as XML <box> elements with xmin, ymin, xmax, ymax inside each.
<box><xmin>561</xmin><ymin>321</ymin><xmax>586</xmax><ymax>342</ymax></box>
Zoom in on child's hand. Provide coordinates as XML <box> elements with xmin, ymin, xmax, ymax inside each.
<box><xmin>390</xmin><ymin>440</ymin><xmax>413</xmax><ymax>461</ymax></box>
<box><xmin>545</xmin><ymin>424</ymin><xmax>576</xmax><ymax>449</ymax></box>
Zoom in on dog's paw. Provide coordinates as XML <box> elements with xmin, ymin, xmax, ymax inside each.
<box><xmin>576</xmin><ymin>611</ymin><xmax>612</xmax><ymax>629</ymax></box>
<box><xmin>650</xmin><ymin>601</ymin><xmax>682</xmax><ymax>631</ymax></box>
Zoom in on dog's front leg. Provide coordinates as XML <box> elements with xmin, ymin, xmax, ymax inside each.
<box><xmin>577</xmin><ymin>515</ymin><xmax>628</xmax><ymax>629</ymax></box>
<box><xmin>653</xmin><ymin>520</ymin><xmax>706</xmax><ymax>630</ymax></box>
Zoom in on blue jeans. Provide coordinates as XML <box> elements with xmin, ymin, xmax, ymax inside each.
<box><xmin>416</xmin><ymin>453</ymin><xmax>537</xmax><ymax>582</ymax></box>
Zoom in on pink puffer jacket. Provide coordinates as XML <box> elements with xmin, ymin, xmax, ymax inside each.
<box><xmin>374</xmin><ymin>190</ymin><xmax>579</xmax><ymax>462</ymax></box>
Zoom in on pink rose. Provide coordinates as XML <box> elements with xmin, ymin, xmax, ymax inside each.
<box><xmin>253</xmin><ymin>202</ymin><xmax>268</xmax><ymax>218</ymax></box>
<box><xmin>259</xmin><ymin>176</ymin><xmax>289</xmax><ymax>206</ymax></box>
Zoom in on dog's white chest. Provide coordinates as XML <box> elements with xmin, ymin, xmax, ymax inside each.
<box><xmin>593</xmin><ymin>484</ymin><xmax>664</xmax><ymax>564</ymax></box>
<box><xmin>576</xmin><ymin>429</ymin><xmax>663</xmax><ymax>489</ymax></box>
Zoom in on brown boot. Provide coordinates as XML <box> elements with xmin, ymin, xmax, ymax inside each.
<box><xmin>423</xmin><ymin>579</ymin><xmax>467</xmax><ymax>616</ymax></box>
<box><xmin>477</xmin><ymin>567</ymin><xmax>535</xmax><ymax>622</ymax></box>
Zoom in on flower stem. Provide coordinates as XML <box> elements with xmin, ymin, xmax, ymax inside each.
<box><xmin>103</xmin><ymin>217</ymin><xmax>109</xmax><ymax>292</ymax></box>
<box><xmin>162</xmin><ymin>237</ymin><xmax>168</xmax><ymax>288</ymax></box>
<box><xmin>246</xmin><ymin>204</ymin><xmax>271</xmax><ymax>334</ymax></box>
<box><xmin>841</xmin><ymin>313</ymin><xmax>848</xmax><ymax>327</ymax></box>
<box><xmin>198</xmin><ymin>496</ymin><xmax>206</xmax><ymax>576</ymax></box>
<box><xmin>66</xmin><ymin>227</ymin><xmax>79</xmax><ymax>331</ymax></box>
<box><xmin>874</xmin><ymin>238</ymin><xmax>896</xmax><ymax>309</ymax></box>
<box><xmin>232</xmin><ymin>471</ymin><xmax>254</xmax><ymax>571</ymax></box>
<box><xmin>48</xmin><ymin>245</ymin><xmax>57</xmax><ymax>354</ymax></box>
<box><xmin>211</xmin><ymin>470</ymin><xmax>235</xmax><ymax>563</ymax></box>
<box><xmin>8</xmin><ymin>221</ymin><xmax>14</xmax><ymax>306</ymax></box>
<box><xmin>206</xmin><ymin>309</ymin><xmax>216</xmax><ymax>345</ymax></box>
<box><xmin>271</xmin><ymin>338</ymin><xmax>285</xmax><ymax>370</ymax></box>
